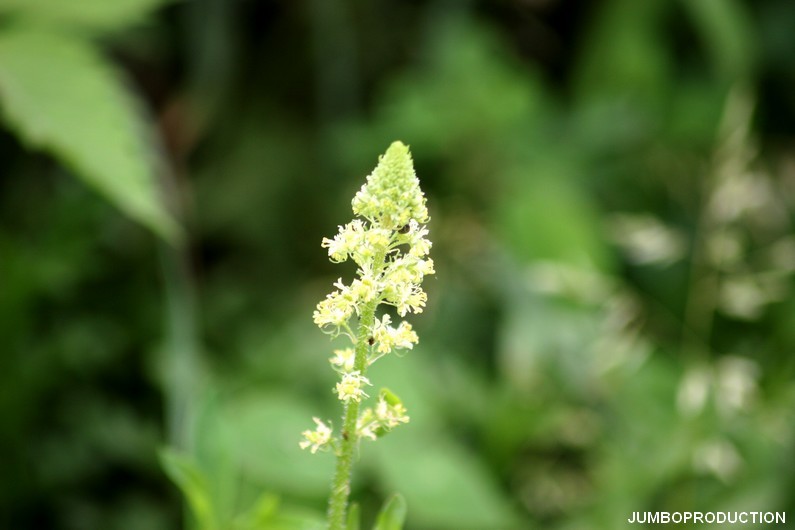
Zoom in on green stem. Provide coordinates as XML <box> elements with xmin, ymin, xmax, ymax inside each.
<box><xmin>327</xmin><ymin>298</ymin><xmax>377</xmax><ymax>529</ymax></box>
<box><xmin>159</xmin><ymin>242</ymin><xmax>200</xmax><ymax>452</ymax></box>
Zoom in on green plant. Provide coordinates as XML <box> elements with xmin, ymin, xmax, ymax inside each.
<box><xmin>301</xmin><ymin>141</ymin><xmax>433</xmax><ymax>530</ymax></box>
<box><xmin>0</xmin><ymin>0</ymin><xmax>180</xmax><ymax>241</ymax></box>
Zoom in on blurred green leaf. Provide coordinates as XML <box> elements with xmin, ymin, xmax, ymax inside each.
<box><xmin>258</xmin><ymin>512</ymin><xmax>326</xmax><ymax>530</ymax></box>
<box><xmin>235</xmin><ymin>492</ymin><xmax>280</xmax><ymax>527</ymax></box>
<box><xmin>233</xmin><ymin>493</ymin><xmax>326</xmax><ymax>530</ymax></box>
<box><xmin>345</xmin><ymin>502</ymin><xmax>360</xmax><ymax>530</ymax></box>
<box><xmin>497</xmin><ymin>297</ymin><xmax>597</xmax><ymax>395</ymax></box>
<box><xmin>372</xmin><ymin>494</ymin><xmax>406</xmax><ymax>530</ymax></box>
<box><xmin>361</xmin><ymin>17</ymin><xmax>546</xmax><ymax>157</ymax></box>
<box><xmin>575</xmin><ymin>0</ymin><xmax>671</xmax><ymax>105</ymax></box>
<box><xmin>158</xmin><ymin>448</ymin><xmax>217</xmax><ymax>530</ymax></box>
<box><xmin>0</xmin><ymin>28</ymin><xmax>180</xmax><ymax>241</ymax></box>
<box><xmin>220</xmin><ymin>390</ymin><xmax>334</xmax><ymax>498</ymax></box>
<box><xmin>495</xmin><ymin>162</ymin><xmax>612</xmax><ymax>272</ymax></box>
<box><xmin>373</xmin><ymin>436</ymin><xmax>519</xmax><ymax>529</ymax></box>
<box><xmin>0</xmin><ymin>0</ymin><xmax>175</xmax><ymax>31</ymax></box>
<box><xmin>193</xmin><ymin>393</ymin><xmax>239</xmax><ymax>526</ymax></box>
<box><xmin>681</xmin><ymin>0</ymin><xmax>755</xmax><ymax>80</ymax></box>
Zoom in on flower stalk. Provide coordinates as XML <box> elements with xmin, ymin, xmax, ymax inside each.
<box><xmin>300</xmin><ymin>141</ymin><xmax>433</xmax><ymax>529</ymax></box>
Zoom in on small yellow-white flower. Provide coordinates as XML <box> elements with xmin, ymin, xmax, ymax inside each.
<box><xmin>375</xmin><ymin>396</ymin><xmax>410</xmax><ymax>428</ymax></box>
<box><xmin>356</xmin><ymin>395</ymin><xmax>410</xmax><ymax>441</ymax></box>
<box><xmin>330</xmin><ymin>348</ymin><xmax>355</xmax><ymax>372</ymax></box>
<box><xmin>335</xmin><ymin>371</ymin><xmax>371</xmax><ymax>403</ymax></box>
<box><xmin>356</xmin><ymin>409</ymin><xmax>378</xmax><ymax>441</ymax></box>
<box><xmin>299</xmin><ymin>417</ymin><xmax>332</xmax><ymax>453</ymax></box>
<box><xmin>313</xmin><ymin>286</ymin><xmax>356</xmax><ymax>329</ymax></box>
<box><xmin>372</xmin><ymin>314</ymin><xmax>418</xmax><ymax>354</ymax></box>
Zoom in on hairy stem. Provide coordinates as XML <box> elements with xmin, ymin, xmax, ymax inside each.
<box><xmin>327</xmin><ymin>297</ymin><xmax>377</xmax><ymax>529</ymax></box>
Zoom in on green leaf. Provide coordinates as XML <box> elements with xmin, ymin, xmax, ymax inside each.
<box><xmin>158</xmin><ymin>448</ymin><xmax>217</xmax><ymax>530</ymax></box>
<box><xmin>345</xmin><ymin>502</ymin><xmax>360</xmax><ymax>530</ymax></box>
<box><xmin>372</xmin><ymin>494</ymin><xmax>406</xmax><ymax>530</ymax></box>
<box><xmin>232</xmin><ymin>492</ymin><xmax>280</xmax><ymax>530</ymax></box>
<box><xmin>221</xmin><ymin>391</ymin><xmax>335</xmax><ymax>498</ymax></box>
<box><xmin>574</xmin><ymin>0</ymin><xmax>672</xmax><ymax>104</ymax></box>
<box><xmin>372</xmin><ymin>437</ymin><xmax>519</xmax><ymax>529</ymax></box>
<box><xmin>193</xmin><ymin>393</ymin><xmax>239</xmax><ymax>526</ymax></box>
<box><xmin>0</xmin><ymin>0</ymin><xmax>175</xmax><ymax>32</ymax></box>
<box><xmin>680</xmin><ymin>0</ymin><xmax>755</xmax><ymax>80</ymax></box>
<box><xmin>0</xmin><ymin>28</ymin><xmax>181</xmax><ymax>241</ymax></box>
<box><xmin>495</xmin><ymin>160</ymin><xmax>612</xmax><ymax>272</ymax></box>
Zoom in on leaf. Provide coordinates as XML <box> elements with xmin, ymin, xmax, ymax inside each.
<box><xmin>220</xmin><ymin>391</ymin><xmax>335</xmax><ymax>498</ymax></box>
<box><xmin>0</xmin><ymin>0</ymin><xmax>175</xmax><ymax>32</ymax></box>
<box><xmin>345</xmin><ymin>502</ymin><xmax>360</xmax><ymax>530</ymax></box>
<box><xmin>0</xmin><ymin>28</ymin><xmax>181</xmax><ymax>241</ymax></box>
<box><xmin>372</xmin><ymin>437</ymin><xmax>519</xmax><ymax>529</ymax></box>
<box><xmin>193</xmin><ymin>393</ymin><xmax>239</xmax><ymax>526</ymax></box>
<box><xmin>158</xmin><ymin>448</ymin><xmax>217</xmax><ymax>530</ymax></box>
<box><xmin>232</xmin><ymin>492</ymin><xmax>280</xmax><ymax>530</ymax></box>
<box><xmin>372</xmin><ymin>494</ymin><xmax>406</xmax><ymax>530</ymax></box>
<box><xmin>574</xmin><ymin>0</ymin><xmax>672</xmax><ymax>104</ymax></box>
<box><xmin>366</xmin><ymin>17</ymin><xmax>546</xmax><ymax>155</ymax></box>
<box><xmin>680</xmin><ymin>0</ymin><xmax>755</xmax><ymax>80</ymax></box>
<box><xmin>495</xmin><ymin>160</ymin><xmax>612</xmax><ymax>272</ymax></box>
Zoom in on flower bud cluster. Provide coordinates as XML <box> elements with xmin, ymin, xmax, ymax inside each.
<box><xmin>302</xmin><ymin>141</ymin><xmax>432</xmax><ymax>454</ymax></box>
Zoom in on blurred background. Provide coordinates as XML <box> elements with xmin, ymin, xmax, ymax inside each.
<box><xmin>1</xmin><ymin>0</ymin><xmax>794</xmax><ymax>528</ymax></box>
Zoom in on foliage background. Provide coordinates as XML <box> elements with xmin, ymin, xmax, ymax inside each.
<box><xmin>1</xmin><ymin>0</ymin><xmax>794</xmax><ymax>528</ymax></box>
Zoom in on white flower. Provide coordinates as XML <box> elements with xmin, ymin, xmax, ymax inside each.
<box><xmin>356</xmin><ymin>408</ymin><xmax>378</xmax><ymax>441</ymax></box>
<box><xmin>371</xmin><ymin>314</ymin><xmax>419</xmax><ymax>355</ymax></box>
<box><xmin>330</xmin><ymin>348</ymin><xmax>356</xmax><ymax>372</ymax></box>
<box><xmin>374</xmin><ymin>396</ymin><xmax>410</xmax><ymax>428</ymax></box>
<box><xmin>299</xmin><ymin>417</ymin><xmax>332</xmax><ymax>453</ymax></box>
<box><xmin>335</xmin><ymin>371</ymin><xmax>371</xmax><ymax>403</ymax></box>
<box><xmin>356</xmin><ymin>396</ymin><xmax>410</xmax><ymax>442</ymax></box>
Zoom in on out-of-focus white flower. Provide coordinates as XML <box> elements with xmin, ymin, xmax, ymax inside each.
<box><xmin>299</xmin><ymin>417</ymin><xmax>332</xmax><ymax>454</ymax></box>
<box><xmin>715</xmin><ymin>356</ymin><xmax>759</xmax><ymax>416</ymax></box>
<box><xmin>330</xmin><ymin>348</ymin><xmax>355</xmax><ymax>373</ymax></box>
<box><xmin>692</xmin><ymin>438</ymin><xmax>742</xmax><ymax>483</ymax></box>
<box><xmin>677</xmin><ymin>366</ymin><xmax>712</xmax><ymax>417</ymax></box>
<box><xmin>356</xmin><ymin>394</ymin><xmax>410</xmax><ymax>442</ymax></box>
<box><xmin>719</xmin><ymin>276</ymin><xmax>769</xmax><ymax>320</ymax></box>
<box><xmin>608</xmin><ymin>214</ymin><xmax>686</xmax><ymax>266</ymax></box>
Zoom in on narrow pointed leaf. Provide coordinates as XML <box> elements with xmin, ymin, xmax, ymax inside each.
<box><xmin>373</xmin><ymin>494</ymin><xmax>407</xmax><ymax>530</ymax></box>
<box><xmin>346</xmin><ymin>502</ymin><xmax>360</xmax><ymax>530</ymax></box>
<box><xmin>0</xmin><ymin>28</ymin><xmax>181</xmax><ymax>241</ymax></box>
<box><xmin>158</xmin><ymin>448</ymin><xmax>217</xmax><ymax>530</ymax></box>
